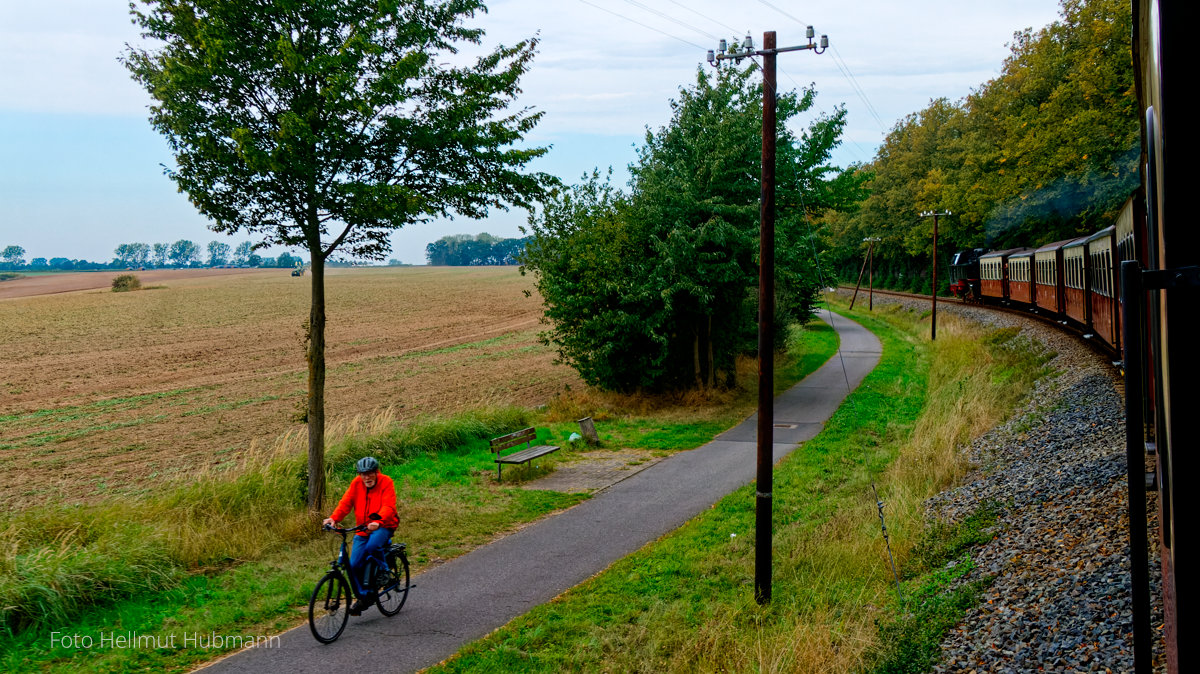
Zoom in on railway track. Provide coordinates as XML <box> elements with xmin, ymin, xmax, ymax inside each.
<box><xmin>836</xmin><ymin>284</ymin><xmax>1123</xmax><ymax>366</ymax></box>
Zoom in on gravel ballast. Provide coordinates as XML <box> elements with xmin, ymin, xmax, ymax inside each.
<box><xmin>850</xmin><ymin>294</ymin><xmax>1165</xmax><ymax>673</ymax></box>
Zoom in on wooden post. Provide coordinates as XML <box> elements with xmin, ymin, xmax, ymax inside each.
<box><xmin>849</xmin><ymin>248</ymin><xmax>869</xmax><ymax>310</ymax></box>
<box><xmin>755</xmin><ymin>29</ymin><xmax>777</xmax><ymax>607</ymax></box>
<box><xmin>868</xmin><ymin>240</ymin><xmax>875</xmax><ymax>310</ymax></box>
<box><xmin>577</xmin><ymin>417</ymin><xmax>599</xmax><ymax>446</ymax></box>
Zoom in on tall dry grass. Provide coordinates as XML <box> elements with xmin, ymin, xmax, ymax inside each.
<box><xmin>0</xmin><ymin>405</ymin><xmax>530</xmax><ymax>636</ymax></box>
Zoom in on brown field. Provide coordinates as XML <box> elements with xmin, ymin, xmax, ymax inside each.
<box><xmin>0</xmin><ymin>266</ymin><xmax>579</xmax><ymax>511</ymax></box>
<box><xmin>0</xmin><ymin>267</ymin><xmax>267</xmax><ymax>300</ymax></box>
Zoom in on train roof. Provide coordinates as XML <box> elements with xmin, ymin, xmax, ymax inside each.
<box><xmin>1009</xmin><ymin>249</ymin><xmax>1035</xmax><ymax>259</ymax></box>
<box><xmin>979</xmin><ymin>247</ymin><xmax>1032</xmax><ymax>260</ymax></box>
<box><xmin>1086</xmin><ymin>225</ymin><xmax>1116</xmax><ymax>244</ymax></box>
<box><xmin>1035</xmin><ymin>237</ymin><xmax>1088</xmax><ymax>254</ymax></box>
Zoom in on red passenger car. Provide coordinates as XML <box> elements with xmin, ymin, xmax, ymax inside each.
<box><xmin>979</xmin><ymin>248</ymin><xmax>1025</xmax><ymax>301</ymax></box>
<box><xmin>1008</xmin><ymin>249</ymin><xmax>1035</xmax><ymax>305</ymax></box>
<box><xmin>1063</xmin><ymin>238</ymin><xmax>1089</xmax><ymax>325</ymax></box>
<box><xmin>1034</xmin><ymin>238</ymin><xmax>1080</xmax><ymax>315</ymax></box>
<box><xmin>1087</xmin><ymin>226</ymin><xmax>1119</xmax><ymax>349</ymax></box>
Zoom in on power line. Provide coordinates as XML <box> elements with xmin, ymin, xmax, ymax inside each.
<box><xmin>577</xmin><ymin>0</ymin><xmax>707</xmax><ymax>51</ymax></box>
<box><xmin>620</xmin><ymin>0</ymin><xmax>721</xmax><ymax>42</ymax></box>
<box><xmin>665</xmin><ymin>0</ymin><xmax>741</xmax><ymax>35</ymax></box>
<box><xmin>751</xmin><ymin>0</ymin><xmax>890</xmax><ymax>134</ymax></box>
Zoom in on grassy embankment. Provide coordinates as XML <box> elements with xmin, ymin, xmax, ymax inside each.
<box><xmin>0</xmin><ymin>317</ymin><xmax>839</xmax><ymax>672</ymax></box>
<box><xmin>430</xmin><ymin>297</ymin><xmax>1053</xmax><ymax>673</ymax></box>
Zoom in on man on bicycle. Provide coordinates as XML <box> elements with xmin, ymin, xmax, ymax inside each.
<box><xmin>322</xmin><ymin>457</ymin><xmax>399</xmax><ymax>615</ymax></box>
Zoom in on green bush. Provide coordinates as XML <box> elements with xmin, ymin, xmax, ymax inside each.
<box><xmin>110</xmin><ymin>274</ymin><xmax>142</xmax><ymax>292</ymax></box>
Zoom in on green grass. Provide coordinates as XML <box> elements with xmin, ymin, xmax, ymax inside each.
<box><xmin>0</xmin><ymin>317</ymin><xmax>842</xmax><ymax>672</ymax></box>
<box><xmin>866</xmin><ymin>502</ymin><xmax>1000</xmax><ymax>674</ymax></box>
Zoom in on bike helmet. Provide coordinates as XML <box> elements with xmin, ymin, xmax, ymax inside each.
<box><xmin>355</xmin><ymin>456</ymin><xmax>380</xmax><ymax>474</ymax></box>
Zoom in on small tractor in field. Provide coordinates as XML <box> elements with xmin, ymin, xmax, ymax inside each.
<box><xmin>291</xmin><ymin>261</ymin><xmax>306</xmax><ymax>277</ymax></box>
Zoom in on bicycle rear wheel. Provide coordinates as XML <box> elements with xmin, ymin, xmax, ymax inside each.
<box><xmin>309</xmin><ymin>572</ymin><xmax>351</xmax><ymax>643</ymax></box>
<box><xmin>376</xmin><ymin>547</ymin><xmax>410</xmax><ymax>617</ymax></box>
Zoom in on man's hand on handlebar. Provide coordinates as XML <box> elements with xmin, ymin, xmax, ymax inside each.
<box><xmin>322</xmin><ymin>517</ymin><xmax>335</xmax><ymax>529</ymax></box>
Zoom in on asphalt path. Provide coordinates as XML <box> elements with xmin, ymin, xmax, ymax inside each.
<box><xmin>200</xmin><ymin>309</ymin><xmax>881</xmax><ymax>673</ymax></box>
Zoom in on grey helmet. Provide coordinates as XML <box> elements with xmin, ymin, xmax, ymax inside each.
<box><xmin>355</xmin><ymin>456</ymin><xmax>380</xmax><ymax>474</ymax></box>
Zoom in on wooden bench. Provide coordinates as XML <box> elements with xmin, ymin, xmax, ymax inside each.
<box><xmin>490</xmin><ymin>427</ymin><xmax>559</xmax><ymax>480</ymax></box>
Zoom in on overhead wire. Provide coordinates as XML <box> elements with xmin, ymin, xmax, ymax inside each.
<box><xmin>665</xmin><ymin>0</ymin><xmax>741</xmax><ymax>35</ymax></box>
<box><xmin>752</xmin><ymin>0</ymin><xmax>890</xmax><ymax>134</ymax></box>
<box><xmin>576</xmin><ymin>0</ymin><xmax>708</xmax><ymax>51</ymax></box>
<box><xmin>619</xmin><ymin>0</ymin><xmax>722</xmax><ymax>42</ymax></box>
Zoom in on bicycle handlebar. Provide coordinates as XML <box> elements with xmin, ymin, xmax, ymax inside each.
<box><xmin>323</xmin><ymin>523</ymin><xmax>370</xmax><ymax>534</ymax></box>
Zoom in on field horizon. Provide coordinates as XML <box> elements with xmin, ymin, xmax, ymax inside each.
<box><xmin>0</xmin><ymin>266</ymin><xmax>580</xmax><ymax>511</ymax></box>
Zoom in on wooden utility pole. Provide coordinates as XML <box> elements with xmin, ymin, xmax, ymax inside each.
<box><xmin>867</xmin><ymin>237</ymin><xmax>880</xmax><ymax>310</ymax></box>
<box><xmin>920</xmin><ymin>212</ymin><xmax>950</xmax><ymax>340</ymax></box>
<box><xmin>850</xmin><ymin>237</ymin><xmax>880</xmax><ymax>311</ymax></box>
<box><xmin>755</xmin><ymin>30</ymin><xmax>777</xmax><ymax>607</ymax></box>
<box><xmin>710</xmin><ymin>27</ymin><xmax>827</xmax><ymax>607</ymax></box>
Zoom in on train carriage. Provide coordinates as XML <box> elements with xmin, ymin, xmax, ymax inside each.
<box><xmin>1062</xmin><ymin>238</ymin><xmax>1089</xmax><ymax>325</ymax></box>
<box><xmin>1087</xmin><ymin>226</ymin><xmax>1119</xmax><ymax>349</ymax></box>
<box><xmin>1034</xmin><ymin>238</ymin><xmax>1080</xmax><ymax>315</ymax></box>
<box><xmin>979</xmin><ymin>248</ymin><xmax>1026</xmax><ymax>301</ymax></box>
<box><xmin>1008</xmin><ymin>249</ymin><xmax>1035</xmax><ymax>305</ymax></box>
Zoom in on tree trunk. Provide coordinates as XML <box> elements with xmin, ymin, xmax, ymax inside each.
<box><xmin>306</xmin><ymin>249</ymin><xmax>326</xmax><ymax>513</ymax></box>
<box><xmin>706</xmin><ymin>314</ymin><xmax>715</xmax><ymax>389</ymax></box>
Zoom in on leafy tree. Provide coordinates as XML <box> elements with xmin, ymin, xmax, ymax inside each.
<box><xmin>30</xmin><ymin>258</ymin><xmax>48</xmax><ymax>269</ymax></box>
<box><xmin>232</xmin><ymin>241</ymin><xmax>255</xmax><ymax>266</ymax></box>
<box><xmin>168</xmin><ymin>239</ymin><xmax>200</xmax><ymax>267</ymax></box>
<box><xmin>49</xmin><ymin>257</ymin><xmax>73</xmax><ymax>270</ymax></box>
<box><xmin>524</xmin><ymin>67</ymin><xmax>860</xmax><ymax>392</ymax></box>
<box><xmin>114</xmin><ymin>242</ymin><xmax>152</xmax><ymax>267</ymax></box>
<box><xmin>152</xmin><ymin>242</ymin><xmax>169</xmax><ymax>268</ymax></box>
<box><xmin>207</xmin><ymin>241</ymin><xmax>231</xmax><ymax>267</ymax></box>
<box><xmin>125</xmin><ymin>0</ymin><xmax>549</xmax><ymax>510</ymax></box>
<box><xmin>277</xmin><ymin>252</ymin><xmax>299</xmax><ymax>268</ymax></box>
<box><xmin>2</xmin><ymin>245</ymin><xmax>26</xmax><ymax>266</ymax></box>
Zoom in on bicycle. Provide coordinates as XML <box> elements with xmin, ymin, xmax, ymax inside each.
<box><xmin>308</xmin><ymin>518</ymin><xmax>411</xmax><ymax>643</ymax></box>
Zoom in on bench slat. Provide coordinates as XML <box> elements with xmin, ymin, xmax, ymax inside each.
<box><xmin>494</xmin><ymin>445</ymin><xmax>559</xmax><ymax>464</ymax></box>
<box><xmin>490</xmin><ymin>427</ymin><xmax>538</xmax><ymax>451</ymax></box>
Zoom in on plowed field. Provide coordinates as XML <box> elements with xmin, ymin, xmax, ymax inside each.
<box><xmin>0</xmin><ymin>267</ymin><xmax>578</xmax><ymax>510</ymax></box>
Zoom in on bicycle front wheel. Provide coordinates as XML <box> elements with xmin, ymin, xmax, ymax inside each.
<box><xmin>376</xmin><ymin>549</ymin><xmax>410</xmax><ymax>617</ymax></box>
<box><xmin>309</xmin><ymin>572</ymin><xmax>351</xmax><ymax>643</ymax></box>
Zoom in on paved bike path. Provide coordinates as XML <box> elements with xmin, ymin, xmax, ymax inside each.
<box><xmin>201</xmin><ymin>310</ymin><xmax>881</xmax><ymax>673</ymax></box>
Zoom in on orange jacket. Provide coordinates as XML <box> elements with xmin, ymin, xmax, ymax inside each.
<box><xmin>329</xmin><ymin>473</ymin><xmax>399</xmax><ymax>535</ymax></box>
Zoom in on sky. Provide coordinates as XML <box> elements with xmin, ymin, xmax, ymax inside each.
<box><xmin>0</xmin><ymin>0</ymin><xmax>1064</xmax><ymax>265</ymax></box>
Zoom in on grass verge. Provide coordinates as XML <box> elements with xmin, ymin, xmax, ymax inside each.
<box><xmin>429</xmin><ymin>295</ymin><xmax>1051</xmax><ymax>673</ymax></box>
<box><xmin>0</xmin><ymin>317</ymin><xmax>840</xmax><ymax>672</ymax></box>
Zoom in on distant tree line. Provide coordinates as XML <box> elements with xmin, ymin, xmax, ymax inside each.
<box><xmin>0</xmin><ymin>241</ymin><xmax>306</xmax><ymax>272</ymax></box>
<box><xmin>425</xmin><ymin>233</ymin><xmax>528</xmax><ymax>266</ymax></box>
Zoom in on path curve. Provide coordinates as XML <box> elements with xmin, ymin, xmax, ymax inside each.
<box><xmin>200</xmin><ymin>309</ymin><xmax>881</xmax><ymax>673</ymax></box>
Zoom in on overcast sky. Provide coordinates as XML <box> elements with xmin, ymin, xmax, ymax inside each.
<box><xmin>0</xmin><ymin>0</ymin><xmax>1063</xmax><ymax>264</ymax></box>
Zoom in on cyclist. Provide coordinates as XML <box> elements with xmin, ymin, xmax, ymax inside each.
<box><xmin>322</xmin><ymin>456</ymin><xmax>399</xmax><ymax>615</ymax></box>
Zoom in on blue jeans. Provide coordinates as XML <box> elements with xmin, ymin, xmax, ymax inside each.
<box><xmin>349</xmin><ymin>527</ymin><xmax>393</xmax><ymax>598</ymax></box>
